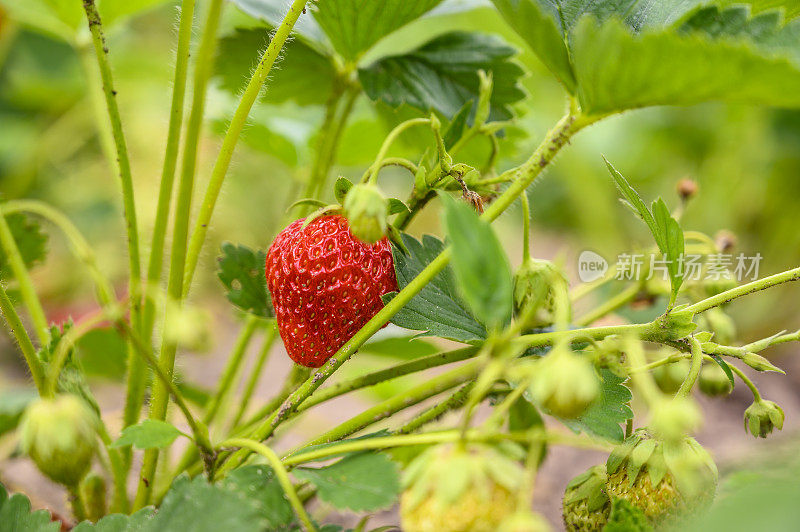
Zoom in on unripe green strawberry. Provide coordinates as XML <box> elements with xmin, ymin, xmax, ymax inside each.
<box><xmin>19</xmin><ymin>394</ymin><xmax>98</xmax><ymax>486</ymax></box>
<box><xmin>605</xmin><ymin>430</ymin><xmax>717</xmax><ymax>525</ymax></box>
<box><xmin>498</xmin><ymin>511</ymin><xmax>552</xmax><ymax>532</ymax></box>
<box><xmin>400</xmin><ymin>443</ymin><xmax>524</xmax><ymax>532</ymax></box>
<box><xmin>698</xmin><ymin>363</ymin><xmax>732</xmax><ymax>397</ymax></box>
<box><xmin>562</xmin><ymin>465</ymin><xmax>610</xmax><ymax>531</ymax></box>
<box><xmin>530</xmin><ymin>344</ymin><xmax>599</xmax><ymax>419</ymax></box>
<box><xmin>342</xmin><ymin>183</ymin><xmax>388</xmax><ymax>244</ymax></box>
<box><xmin>652</xmin><ymin>358</ymin><xmax>690</xmax><ymax>394</ymax></box>
<box><xmin>744</xmin><ymin>399</ymin><xmax>784</xmax><ymax>438</ymax></box>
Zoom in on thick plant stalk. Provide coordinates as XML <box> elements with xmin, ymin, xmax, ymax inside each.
<box><xmin>135</xmin><ymin>0</ymin><xmax>224</xmax><ymax>509</ymax></box>
<box><xmin>80</xmin><ymin>0</ymin><xmax>142</xmax><ymax>342</ymax></box>
<box><xmin>129</xmin><ymin>0</ymin><xmax>198</xmax><ymax>436</ymax></box>
<box><xmin>182</xmin><ymin>0</ymin><xmax>311</xmax><ymax>295</ymax></box>
<box><xmin>0</xmin><ymin>210</ymin><xmax>49</xmax><ymax>343</ymax></box>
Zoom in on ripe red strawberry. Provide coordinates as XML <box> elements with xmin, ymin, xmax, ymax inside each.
<box><xmin>266</xmin><ymin>215</ymin><xmax>397</xmax><ymax>367</ymax></box>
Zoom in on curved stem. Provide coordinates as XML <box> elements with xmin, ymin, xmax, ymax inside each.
<box><xmin>0</xmin><ymin>282</ymin><xmax>44</xmax><ymax>392</ymax></box>
<box><xmin>182</xmin><ymin>0</ymin><xmax>311</xmax><ymax>294</ymax></box>
<box><xmin>520</xmin><ymin>191</ymin><xmax>531</xmax><ymax>261</ymax></box>
<box><xmin>363</xmin><ymin>118</ymin><xmax>431</xmax><ymax>184</ymax></box>
<box><xmin>68</xmin><ymin>485</ymin><xmax>88</xmax><ymax>523</ymax></box>
<box><xmin>296</xmin><ymin>346</ymin><xmax>479</xmax><ymax>413</ymax></box>
<box><xmin>231</xmin><ymin>322</ymin><xmax>278</xmax><ymax>428</ymax></box>
<box><xmin>218</xmin><ymin>439</ymin><xmax>317</xmax><ymax>532</ymax></box>
<box><xmin>395</xmin><ymin>383</ymin><xmax>474</xmax><ymax>434</ymax></box>
<box><xmin>677</xmin><ymin>336</ymin><xmax>704</xmax><ymax>398</ymax></box>
<box><xmin>727</xmin><ymin>363</ymin><xmax>762</xmax><ymax>401</ymax></box>
<box><xmin>0</xmin><ymin>209</ymin><xmax>49</xmax><ymax>343</ymax></box>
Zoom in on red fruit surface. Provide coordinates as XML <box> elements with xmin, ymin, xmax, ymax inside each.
<box><xmin>265</xmin><ymin>215</ymin><xmax>398</xmax><ymax>367</ymax></box>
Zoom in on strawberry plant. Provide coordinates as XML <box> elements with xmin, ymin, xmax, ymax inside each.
<box><xmin>0</xmin><ymin>0</ymin><xmax>800</xmax><ymax>530</ymax></box>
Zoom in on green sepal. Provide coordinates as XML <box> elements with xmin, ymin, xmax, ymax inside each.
<box><xmin>626</xmin><ymin>439</ymin><xmax>657</xmax><ymax>488</ymax></box>
<box><xmin>334</xmin><ymin>176</ymin><xmax>354</xmax><ymax>204</ymax></box>
<box><xmin>300</xmin><ymin>205</ymin><xmax>342</xmax><ymax>229</ymax></box>
<box><xmin>387</xmin><ymin>198</ymin><xmax>410</xmax><ymax>216</ymax></box>
<box><xmin>287</xmin><ymin>198</ymin><xmax>328</xmax><ymax>212</ymax></box>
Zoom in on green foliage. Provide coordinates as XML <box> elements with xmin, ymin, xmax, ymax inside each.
<box><xmin>441</xmin><ymin>193</ymin><xmax>513</xmax><ymax>329</ymax></box>
<box><xmin>709</xmin><ymin>354</ymin><xmax>735</xmax><ymax>388</ymax></box>
<box><xmin>558</xmin><ymin>369</ymin><xmax>633</xmax><ymax>443</ymax></box>
<box><xmin>0</xmin><ymin>213</ymin><xmax>48</xmax><ymax>280</ymax></box>
<box><xmin>74</xmin><ymin>327</ymin><xmax>127</xmax><ymax>380</ymax></box>
<box><xmin>603</xmin><ymin>497</ymin><xmax>653</xmax><ymax>532</ymax></box>
<box><xmin>360</xmin><ymin>334</ymin><xmax>440</xmax><ymax>360</ymax></box>
<box><xmin>383</xmin><ymin>233</ymin><xmax>487</xmax><ymax>343</ymax></box>
<box><xmin>217</xmin><ymin>242</ymin><xmax>273</xmax><ymax>318</ymax></box>
<box><xmin>37</xmin><ymin>323</ymin><xmax>101</xmax><ymax>415</ymax></box>
<box><xmin>0</xmin><ymin>482</ymin><xmax>59</xmax><ymax>532</ymax></box>
<box><xmin>215</xmin><ymin>27</ymin><xmax>335</xmax><ymax>106</ymax></box>
<box><xmin>359</xmin><ymin>31</ymin><xmax>525</xmax><ymax>121</ymax></box>
<box><xmin>221</xmin><ymin>465</ymin><xmax>295</xmax><ymax>529</ymax></box>
<box><xmin>227</xmin><ymin>0</ymin><xmax>328</xmax><ymax>44</ymax></box>
<box><xmin>293</xmin><ymin>452</ymin><xmax>401</xmax><ymax>512</ymax></box>
<box><xmin>72</xmin><ymin>508</ymin><xmax>156</xmax><ymax>532</ymax></box>
<box><xmin>312</xmin><ymin>0</ymin><xmax>444</xmax><ymax>60</ymax></box>
<box><xmin>110</xmin><ymin>420</ymin><xmax>187</xmax><ymax>450</ymax></box>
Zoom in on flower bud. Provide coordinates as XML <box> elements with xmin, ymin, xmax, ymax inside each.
<box><xmin>741</xmin><ymin>352</ymin><xmax>784</xmax><ymax>373</ymax></box>
<box><xmin>19</xmin><ymin>394</ymin><xmax>98</xmax><ymax>486</ymax></box>
<box><xmin>343</xmin><ymin>183</ymin><xmax>388</xmax><ymax>244</ymax></box>
<box><xmin>530</xmin><ymin>346</ymin><xmax>600</xmax><ymax>419</ymax></box>
<box><xmin>676</xmin><ymin>178</ymin><xmax>698</xmax><ymax>201</ymax></box>
<box><xmin>698</xmin><ymin>363</ymin><xmax>732</xmax><ymax>397</ymax></box>
<box><xmin>513</xmin><ymin>259</ymin><xmax>568</xmax><ymax>325</ymax></box>
<box><xmin>744</xmin><ymin>399</ymin><xmax>784</xmax><ymax>438</ymax></box>
<box><xmin>649</xmin><ymin>397</ymin><xmax>702</xmax><ymax>442</ymax></box>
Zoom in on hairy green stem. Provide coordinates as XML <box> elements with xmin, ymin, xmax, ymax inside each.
<box><xmin>299</xmin><ymin>85</ymin><xmax>345</xmax><ymax>205</ymax></box>
<box><xmin>0</xmin><ymin>209</ymin><xmax>49</xmax><ymax>343</ymax></box>
<box><xmin>395</xmin><ymin>383</ymin><xmax>474</xmax><ymax>434</ymax></box>
<box><xmin>520</xmin><ymin>191</ymin><xmax>531</xmax><ymax>261</ymax></box>
<box><xmin>68</xmin><ymin>485</ymin><xmax>87</xmax><ymax>523</ymax></box>
<box><xmin>686</xmin><ymin>265</ymin><xmax>800</xmax><ymax>314</ymax></box>
<box><xmin>296</xmin><ymin>346</ymin><xmax>479</xmax><ymax>413</ymax></box>
<box><xmin>96</xmin><ymin>423</ymin><xmax>130</xmax><ymax>513</ymax></box>
<box><xmin>218</xmin><ymin>439</ymin><xmax>317</xmax><ymax>532</ymax></box>
<box><xmin>0</xmin><ymin>282</ymin><xmax>44</xmax><ymax>391</ymax></box>
<box><xmin>727</xmin><ymin>363</ymin><xmax>762</xmax><ymax>401</ymax></box>
<box><xmin>80</xmin><ymin>0</ymin><xmax>143</xmax><ymax>342</ymax></box>
<box><xmin>182</xmin><ymin>0</ymin><xmax>311</xmax><ymax>294</ymax></box>
<box><xmin>136</xmin><ymin>0</ymin><xmax>224</xmax><ymax>508</ymax></box>
<box><xmin>294</xmin><ymin>361</ymin><xmax>479</xmax><ymax>449</ymax></box>
<box><xmin>364</xmin><ymin>118</ymin><xmax>431</xmax><ymax>184</ymax></box>
<box><xmin>133</xmin><ymin>0</ymin><xmax>198</xmax><ymax>436</ymax></box>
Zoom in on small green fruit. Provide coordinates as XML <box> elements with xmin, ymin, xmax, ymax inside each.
<box><xmin>342</xmin><ymin>183</ymin><xmax>388</xmax><ymax>244</ymax></box>
<box><xmin>744</xmin><ymin>399</ymin><xmax>784</xmax><ymax>438</ymax></box>
<box><xmin>652</xmin><ymin>359</ymin><xmax>690</xmax><ymax>395</ymax></box>
<box><xmin>698</xmin><ymin>363</ymin><xmax>732</xmax><ymax>397</ymax></box>
<box><xmin>19</xmin><ymin>394</ymin><xmax>98</xmax><ymax>487</ymax></box>
<box><xmin>562</xmin><ymin>465</ymin><xmax>610</xmax><ymax>531</ymax></box>
<box><xmin>400</xmin><ymin>443</ymin><xmax>524</xmax><ymax>532</ymax></box>
<box><xmin>512</xmin><ymin>259</ymin><xmax>569</xmax><ymax>325</ymax></box>
<box><xmin>530</xmin><ymin>345</ymin><xmax>600</xmax><ymax>419</ymax></box>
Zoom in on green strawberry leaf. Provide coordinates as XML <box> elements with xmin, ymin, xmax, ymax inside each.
<box><xmin>0</xmin><ymin>212</ymin><xmax>48</xmax><ymax>280</ymax></box>
<box><xmin>110</xmin><ymin>419</ymin><xmax>188</xmax><ymax>450</ymax></box>
<box><xmin>0</xmin><ymin>482</ymin><xmax>59</xmax><ymax>532</ymax></box>
<box><xmin>215</xmin><ymin>27</ymin><xmax>336</xmax><ymax>107</ymax></box>
<box><xmin>0</xmin><ymin>388</ymin><xmax>37</xmax><ymax>438</ymax></box>
<box><xmin>359</xmin><ymin>31</ymin><xmax>526</xmax><ymax>122</ymax></box>
<box><xmin>604</xmin><ymin>157</ymin><xmax>661</xmax><ymax>244</ymax></box>
<box><xmin>221</xmin><ymin>465</ymin><xmax>295</xmax><ymax>529</ymax></box>
<box><xmin>75</xmin><ymin>327</ymin><xmax>127</xmax><ymax>380</ymax></box>
<box><xmin>361</xmin><ymin>333</ymin><xmax>440</xmax><ymax>360</ymax></box>
<box><xmin>72</xmin><ymin>507</ymin><xmax>156</xmax><ymax>531</ymax></box>
<box><xmin>558</xmin><ymin>369</ymin><xmax>633</xmax><ymax>443</ymax></box>
<box><xmin>383</xmin><ymin>233</ymin><xmax>488</xmax><ymax>344</ymax></box>
<box><xmin>311</xmin><ymin>0</ymin><xmax>444</xmax><ymax>61</ymax></box>
<box><xmin>293</xmin><ymin>452</ymin><xmax>401</xmax><ymax>512</ymax></box>
<box><xmin>603</xmin><ymin>497</ymin><xmax>653</xmax><ymax>531</ymax></box>
<box><xmin>212</xmin><ymin>119</ymin><xmax>298</xmax><ymax>168</ymax></box>
<box><xmin>441</xmin><ymin>192</ymin><xmax>513</xmax><ymax>330</ymax></box>
<box><xmin>651</xmin><ymin>198</ymin><xmax>685</xmax><ymax>302</ymax></box>
<box><xmin>217</xmin><ymin>242</ymin><xmax>273</xmax><ymax>318</ymax></box>
<box><xmin>710</xmin><ymin>354</ymin><xmax>736</xmax><ymax>388</ymax></box>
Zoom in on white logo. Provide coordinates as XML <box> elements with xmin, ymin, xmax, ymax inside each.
<box><xmin>578</xmin><ymin>250</ymin><xmax>608</xmax><ymax>283</ymax></box>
